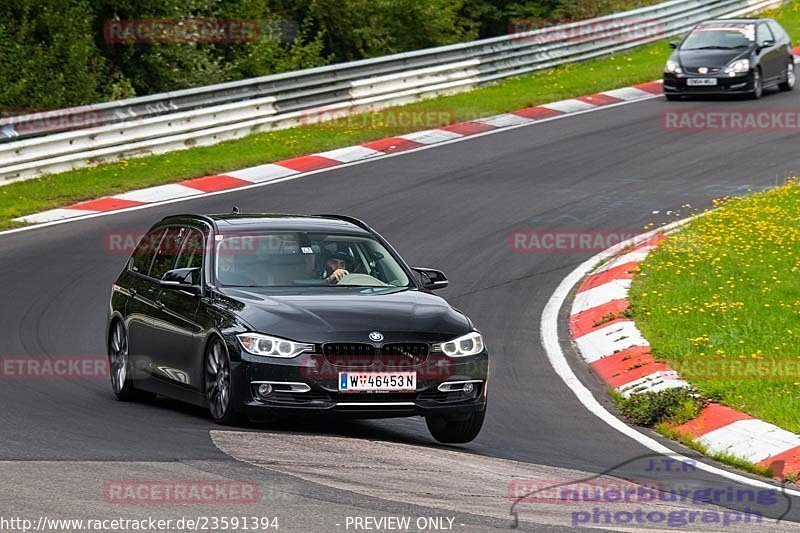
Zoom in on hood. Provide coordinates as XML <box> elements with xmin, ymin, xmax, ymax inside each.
<box><xmin>675</xmin><ymin>47</ymin><xmax>752</xmax><ymax>69</ymax></box>
<box><xmin>216</xmin><ymin>287</ymin><xmax>472</xmax><ymax>343</ymax></box>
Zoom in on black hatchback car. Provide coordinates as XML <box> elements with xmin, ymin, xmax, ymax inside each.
<box><xmin>663</xmin><ymin>18</ymin><xmax>795</xmax><ymax>99</ymax></box>
<box><xmin>107</xmin><ymin>213</ymin><xmax>488</xmax><ymax>443</ymax></box>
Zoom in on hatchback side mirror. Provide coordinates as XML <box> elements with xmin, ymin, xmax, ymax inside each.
<box><xmin>669</xmin><ymin>40</ymin><xmax>679</xmax><ymax>49</ymax></box>
<box><xmin>759</xmin><ymin>39</ymin><xmax>775</xmax><ymax>50</ymax></box>
<box><xmin>413</xmin><ymin>267</ymin><xmax>448</xmax><ymax>290</ymax></box>
<box><xmin>161</xmin><ymin>267</ymin><xmax>202</xmax><ymax>295</ymax></box>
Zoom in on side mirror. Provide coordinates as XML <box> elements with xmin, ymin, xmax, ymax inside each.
<box><xmin>413</xmin><ymin>267</ymin><xmax>448</xmax><ymax>290</ymax></box>
<box><xmin>669</xmin><ymin>40</ymin><xmax>679</xmax><ymax>49</ymax></box>
<box><xmin>759</xmin><ymin>39</ymin><xmax>775</xmax><ymax>50</ymax></box>
<box><xmin>161</xmin><ymin>267</ymin><xmax>202</xmax><ymax>295</ymax></box>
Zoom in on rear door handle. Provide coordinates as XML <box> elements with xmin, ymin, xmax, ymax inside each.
<box><xmin>156</xmin><ymin>300</ymin><xmax>166</xmax><ymax>310</ymax></box>
<box><xmin>129</xmin><ymin>287</ymin><xmax>137</xmax><ymax>296</ymax></box>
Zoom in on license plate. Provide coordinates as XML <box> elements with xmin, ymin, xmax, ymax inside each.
<box><xmin>687</xmin><ymin>78</ymin><xmax>717</xmax><ymax>86</ymax></box>
<box><xmin>338</xmin><ymin>372</ymin><xmax>416</xmax><ymax>392</ymax></box>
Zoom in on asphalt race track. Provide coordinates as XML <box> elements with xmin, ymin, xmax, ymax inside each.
<box><xmin>3</xmin><ymin>87</ymin><xmax>800</xmax><ymax>530</ymax></box>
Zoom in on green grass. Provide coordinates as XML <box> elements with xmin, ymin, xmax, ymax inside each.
<box><xmin>631</xmin><ymin>182</ymin><xmax>800</xmax><ymax>434</ymax></box>
<box><xmin>1</xmin><ymin>1</ymin><xmax>799</xmax><ymax>230</ymax></box>
<box><xmin>612</xmin><ymin>387</ymin><xmax>706</xmax><ymax>427</ymax></box>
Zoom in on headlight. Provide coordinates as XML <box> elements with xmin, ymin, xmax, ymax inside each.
<box><xmin>724</xmin><ymin>59</ymin><xmax>750</xmax><ymax>75</ymax></box>
<box><xmin>237</xmin><ymin>333</ymin><xmax>313</xmax><ymax>358</ymax></box>
<box><xmin>441</xmin><ymin>332</ymin><xmax>484</xmax><ymax>357</ymax></box>
<box><xmin>665</xmin><ymin>60</ymin><xmax>682</xmax><ymax>74</ymax></box>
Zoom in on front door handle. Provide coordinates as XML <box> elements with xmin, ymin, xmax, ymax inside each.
<box><xmin>156</xmin><ymin>300</ymin><xmax>165</xmax><ymax>310</ymax></box>
<box><xmin>129</xmin><ymin>287</ymin><xmax>137</xmax><ymax>297</ymax></box>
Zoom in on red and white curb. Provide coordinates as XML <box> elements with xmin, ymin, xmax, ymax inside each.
<box><xmin>12</xmin><ymin>80</ymin><xmax>665</xmax><ymax>225</ymax></box>
<box><xmin>568</xmin><ymin>232</ymin><xmax>800</xmax><ymax>476</ymax></box>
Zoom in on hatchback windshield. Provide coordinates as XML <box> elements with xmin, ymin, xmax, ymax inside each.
<box><xmin>214</xmin><ymin>231</ymin><xmax>411</xmax><ymax>288</ymax></box>
<box><xmin>681</xmin><ymin>24</ymin><xmax>755</xmax><ymax>50</ymax></box>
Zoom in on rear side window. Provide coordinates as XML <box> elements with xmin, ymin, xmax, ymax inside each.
<box><xmin>174</xmin><ymin>228</ymin><xmax>206</xmax><ymax>283</ymax></box>
<box><xmin>757</xmin><ymin>23</ymin><xmax>774</xmax><ymax>44</ymax></box>
<box><xmin>130</xmin><ymin>228</ymin><xmax>165</xmax><ymax>275</ymax></box>
<box><xmin>768</xmin><ymin>21</ymin><xmax>787</xmax><ymax>41</ymax></box>
<box><xmin>150</xmin><ymin>227</ymin><xmax>187</xmax><ymax>281</ymax></box>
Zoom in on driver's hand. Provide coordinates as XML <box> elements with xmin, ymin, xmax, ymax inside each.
<box><xmin>326</xmin><ymin>268</ymin><xmax>349</xmax><ymax>283</ymax></box>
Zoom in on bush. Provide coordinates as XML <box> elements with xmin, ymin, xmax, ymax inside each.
<box><xmin>615</xmin><ymin>387</ymin><xmax>707</xmax><ymax>427</ymax></box>
<box><xmin>308</xmin><ymin>0</ymin><xmax>475</xmax><ymax>60</ymax></box>
<box><xmin>0</xmin><ymin>0</ymin><xmax>104</xmax><ymax>109</ymax></box>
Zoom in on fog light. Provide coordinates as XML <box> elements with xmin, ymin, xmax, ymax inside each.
<box><xmin>257</xmin><ymin>383</ymin><xmax>273</xmax><ymax>397</ymax></box>
<box><xmin>463</xmin><ymin>382</ymin><xmax>474</xmax><ymax>394</ymax></box>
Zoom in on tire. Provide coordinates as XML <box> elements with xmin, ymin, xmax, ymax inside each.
<box><xmin>779</xmin><ymin>60</ymin><xmax>796</xmax><ymax>91</ymax></box>
<box><xmin>426</xmin><ymin>409</ymin><xmax>485</xmax><ymax>444</ymax></box>
<box><xmin>750</xmin><ymin>69</ymin><xmax>763</xmax><ymax>99</ymax></box>
<box><xmin>109</xmin><ymin>321</ymin><xmax>137</xmax><ymax>401</ymax></box>
<box><xmin>665</xmin><ymin>94</ymin><xmax>681</xmax><ymax>101</ymax></box>
<box><xmin>204</xmin><ymin>337</ymin><xmax>243</xmax><ymax>425</ymax></box>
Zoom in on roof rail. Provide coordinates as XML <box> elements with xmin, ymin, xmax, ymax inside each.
<box><xmin>315</xmin><ymin>213</ymin><xmax>373</xmax><ymax>232</ymax></box>
<box><xmin>160</xmin><ymin>213</ymin><xmax>216</xmax><ymax>227</ymax></box>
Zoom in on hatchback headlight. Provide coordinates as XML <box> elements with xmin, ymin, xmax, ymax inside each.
<box><xmin>724</xmin><ymin>59</ymin><xmax>749</xmax><ymax>74</ymax></box>
<box><xmin>665</xmin><ymin>60</ymin><xmax>682</xmax><ymax>74</ymax></box>
<box><xmin>441</xmin><ymin>332</ymin><xmax>484</xmax><ymax>357</ymax></box>
<box><xmin>237</xmin><ymin>333</ymin><xmax>313</xmax><ymax>358</ymax></box>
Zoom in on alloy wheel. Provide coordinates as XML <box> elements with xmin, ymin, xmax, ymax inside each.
<box><xmin>752</xmin><ymin>70</ymin><xmax>763</xmax><ymax>99</ymax></box>
<box><xmin>205</xmin><ymin>339</ymin><xmax>231</xmax><ymax>420</ymax></box>
<box><xmin>109</xmin><ymin>321</ymin><xmax>129</xmax><ymax>394</ymax></box>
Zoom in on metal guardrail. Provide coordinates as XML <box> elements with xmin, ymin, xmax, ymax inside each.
<box><xmin>0</xmin><ymin>0</ymin><xmax>785</xmax><ymax>184</ymax></box>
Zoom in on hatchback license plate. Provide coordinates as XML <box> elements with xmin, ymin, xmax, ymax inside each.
<box><xmin>687</xmin><ymin>78</ymin><xmax>717</xmax><ymax>86</ymax></box>
<box><xmin>339</xmin><ymin>372</ymin><xmax>416</xmax><ymax>392</ymax></box>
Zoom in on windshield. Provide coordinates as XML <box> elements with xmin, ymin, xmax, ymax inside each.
<box><xmin>681</xmin><ymin>24</ymin><xmax>754</xmax><ymax>50</ymax></box>
<box><xmin>214</xmin><ymin>231</ymin><xmax>412</xmax><ymax>289</ymax></box>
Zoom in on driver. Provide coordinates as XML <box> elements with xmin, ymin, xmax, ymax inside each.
<box><xmin>322</xmin><ymin>251</ymin><xmax>351</xmax><ymax>284</ymax></box>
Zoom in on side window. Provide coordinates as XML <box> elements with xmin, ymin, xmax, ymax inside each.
<box><xmin>768</xmin><ymin>21</ymin><xmax>787</xmax><ymax>41</ymax></box>
<box><xmin>757</xmin><ymin>23</ymin><xmax>774</xmax><ymax>44</ymax></box>
<box><xmin>130</xmin><ymin>228</ymin><xmax>165</xmax><ymax>275</ymax></box>
<box><xmin>174</xmin><ymin>228</ymin><xmax>206</xmax><ymax>284</ymax></box>
<box><xmin>150</xmin><ymin>227</ymin><xmax>187</xmax><ymax>281</ymax></box>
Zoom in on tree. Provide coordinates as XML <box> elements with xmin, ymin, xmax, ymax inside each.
<box><xmin>309</xmin><ymin>0</ymin><xmax>475</xmax><ymax>61</ymax></box>
<box><xmin>0</xmin><ymin>0</ymin><xmax>103</xmax><ymax>109</ymax></box>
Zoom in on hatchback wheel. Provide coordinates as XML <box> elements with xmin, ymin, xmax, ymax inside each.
<box><xmin>750</xmin><ymin>69</ymin><xmax>763</xmax><ymax>99</ymax></box>
<box><xmin>780</xmin><ymin>60</ymin><xmax>796</xmax><ymax>91</ymax></box>
<box><xmin>205</xmin><ymin>338</ymin><xmax>241</xmax><ymax>425</ymax></box>
<box><xmin>426</xmin><ymin>409</ymin><xmax>485</xmax><ymax>444</ymax></box>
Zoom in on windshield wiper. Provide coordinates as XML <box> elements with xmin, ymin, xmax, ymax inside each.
<box><xmin>684</xmin><ymin>45</ymin><xmax>744</xmax><ymax>50</ymax></box>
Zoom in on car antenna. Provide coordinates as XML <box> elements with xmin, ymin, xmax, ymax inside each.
<box><xmin>231</xmin><ymin>206</ymin><xmax>240</xmax><ymax>214</ymax></box>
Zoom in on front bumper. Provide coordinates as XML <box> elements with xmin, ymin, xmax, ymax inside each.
<box><xmin>231</xmin><ymin>350</ymin><xmax>489</xmax><ymax>420</ymax></box>
<box><xmin>663</xmin><ymin>71</ymin><xmax>755</xmax><ymax>95</ymax></box>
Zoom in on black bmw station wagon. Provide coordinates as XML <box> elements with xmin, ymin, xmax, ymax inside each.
<box><xmin>107</xmin><ymin>213</ymin><xmax>488</xmax><ymax>443</ymax></box>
